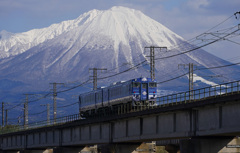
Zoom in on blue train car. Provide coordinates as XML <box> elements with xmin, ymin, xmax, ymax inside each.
<box><xmin>79</xmin><ymin>77</ymin><xmax>157</xmax><ymax>116</ymax></box>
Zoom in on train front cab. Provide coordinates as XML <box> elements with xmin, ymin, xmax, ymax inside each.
<box><xmin>132</xmin><ymin>78</ymin><xmax>157</xmax><ymax>106</ymax></box>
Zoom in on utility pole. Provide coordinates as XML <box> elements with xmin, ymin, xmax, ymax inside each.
<box><xmin>23</xmin><ymin>94</ymin><xmax>30</xmax><ymax>128</ymax></box>
<box><xmin>145</xmin><ymin>46</ymin><xmax>167</xmax><ymax>80</ymax></box>
<box><xmin>189</xmin><ymin>63</ymin><xmax>194</xmax><ymax>93</ymax></box>
<box><xmin>41</xmin><ymin>104</ymin><xmax>50</xmax><ymax>125</ymax></box>
<box><xmin>2</xmin><ymin>102</ymin><xmax>4</xmax><ymax>127</ymax></box>
<box><xmin>47</xmin><ymin>103</ymin><xmax>50</xmax><ymax>125</ymax></box>
<box><xmin>89</xmin><ymin>68</ymin><xmax>107</xmax><ymax>90</ymax></box>
<box><xmin>23</xmin><ymin>94</ymin><xmax>37</xmax><ymax>128</ymax></box>
<box><xmin>178</xmin><ymin>63</ymin><xmax>196</xmax><ymax>100</ymax></box>
<box><xmin>50</xmin><ymin>83</ymin><xmax>64</xmax><ymax>124</ymax></box>
<box><xmin>5</xmin><ymin>109</ymin><xmax>8</xmax><ymax>126</ymax></box>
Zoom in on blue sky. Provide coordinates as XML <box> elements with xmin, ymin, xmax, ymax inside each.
<box><xmin>0</xmin><ymin>0</ymin><xmax>240</xmax><ymax>62</ymax></box>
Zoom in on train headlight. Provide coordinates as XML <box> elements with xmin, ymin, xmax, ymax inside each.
<box><xmin>142</xmin><ymin>77</ymin><xmax>147</xmax><ymax>81</ymax></box>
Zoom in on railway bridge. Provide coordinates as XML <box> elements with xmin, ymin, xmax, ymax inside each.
<box><xmin>1</xmin><ymin>81</ymin><xmax>240</xmax><ymax>153</ymax></box>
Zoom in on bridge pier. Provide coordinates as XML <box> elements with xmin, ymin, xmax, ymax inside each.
<box><xmin>180</xmin><ymin>137</ymin><xmax>239</xmax><ymax>153</ymax></box>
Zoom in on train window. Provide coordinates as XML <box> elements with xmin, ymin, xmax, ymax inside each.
<box><xmin>133</xmin><ymin>82</ymin><xmax>140</xmax><ymax>88</ymax></box>
<box><xmin>149</xmin><ymin>83</ymin><xmax>157</xmax><ymax>87</ymax></box>
<box><xmin>142</xmin><ymin>83</ymin><xmax>147</xmax><ymax>89</ymax></box>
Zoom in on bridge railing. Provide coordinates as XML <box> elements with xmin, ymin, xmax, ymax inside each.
<box><xmin>157</xmin><ymin>80</ymin><xmax>240</xmax><ymax>106</ymax></box>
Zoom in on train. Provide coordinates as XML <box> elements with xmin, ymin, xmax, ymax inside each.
<box><xmin>78</xmin><ymin>77</ymin><xmax>157</xmax><ymax>117</ymax></box>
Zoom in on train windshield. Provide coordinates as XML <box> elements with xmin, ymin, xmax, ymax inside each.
<box><xmin>149</xmin><ymin>83</ymin><xmax>157</xmax><ymax>88</ymax></box>
<box><xmin>133</xmin><ymin>82</ymin><xmax>140</xmax><ymax>88</ymax></box>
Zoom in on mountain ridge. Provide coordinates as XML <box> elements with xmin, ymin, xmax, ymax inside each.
<box><xmin>0</xmin><ymin>6</ymin><xmax>183</xmax><ymax>59</ymax></box>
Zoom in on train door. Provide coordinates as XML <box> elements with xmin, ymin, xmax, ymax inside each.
<box><xmin>141</xmin><ymin>83</ymin><xmax>148</xmax><ymax>101</ymax></box>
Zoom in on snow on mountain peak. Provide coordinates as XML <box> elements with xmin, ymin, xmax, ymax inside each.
<box><xmin>0</xmin><ymin>6</ymin><xmax>183</xmax><ymax>59</ymax></box>
<box><xmin>0</xmin><ymin>9</ymin><xmax>99</xmax><ymax>58</ymax></box>
<box><xmin>0</xmin><ymin>30</ymin><xmax>14</xmax><ymax>40</ymax></box>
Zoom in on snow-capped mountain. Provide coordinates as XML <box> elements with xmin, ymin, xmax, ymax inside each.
<box><xmin>0</xmin><ymin>6</ymin><xmax>239</xmax><ymax>99</ymax></box>
<box><xmin>0</xmin><ymin>7</ymin><xmax>182</xmax><ymax>59</ymax></box>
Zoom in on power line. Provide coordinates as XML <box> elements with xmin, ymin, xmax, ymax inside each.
<box><xmin>179</xmin><ymin>14</ymin><xmax>235</xmax><ymax>48</ymax></box>
<box><xmin>4</xmin><ymin>80</ymin><xmax>89</xmax><ymax>112</ymax></box>
<box><xmin>98</xmin><ymin>60</ymin><xmax>148</xmax><ymax>80</ymax></box>
<box><xmin>6</xmin><ymin>93</ymin><xmax>51</xmax><ymax>111</ymax></box>
<box><xmin>57</xmin><ymin>101</ymin><xmax>78</xmax><ymax>109</ymax></box>
<box><xmin>197</xmin><ymin>61</ymin><xmax>240</xmax><ymax>71</ymax></box>
<box><xmin>157</xmin><ymin>61</ymin><xmax>240</xmax><ymax>85</ymax></box>
<box><xmin>6</xmin><ymin>101</ymin><xmax>24</xmax><ymax>111</ymax></box>
<box><xmin>153</xmin><ymin>14</ymin><xmax>239</xmax><ymax>62</ymax></box>
<box><xmin>28</xmin><ymin>110</ymin><xmax>47</xmax><ymax>116</ymax></box>
<box><xmin>206</xmin><ymin>14</ymin><xmax>235</xmax><ymax>33</ymax></box>
<box><xmin>157</xmin><ymin>72</ymin><xmax>189</xmax><ymax>84</ymax></box>
<box><xmin>57</xmin><ymin>79</ymin><xmax>91</xmax><ymax>94</ymax></box>
<box><xmin>155</xmin><ymin>25</ymin><xmax>239</xmax><ymax>61</ymax></box>
<box><xmin>153</xmin><ymin>14</ymin><xmax>236</xmax><ymax>59</ymax></box>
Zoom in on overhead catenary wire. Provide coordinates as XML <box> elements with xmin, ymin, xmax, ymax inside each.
<box><xmin>4</xmin><ymin>80</ymin><xmax>90</xmax><ymax>112</ymax></box>
<box><xmin>6</xmin><ymin>93</ymin><xmax>52</xmax><ymax>111</ymax></box>
<box><xmin>157</xmin><ymin>72</ymin><xmax>189</xmax><ymax>84</ymax></box>
<box><xmin>57</xmin><ymin>101</ymin><xmax>79</xmax><ymax>109</ymax></box>
<box><xmin>155</xmin><ymin>26</ymin><xmax>240</xmax><ymax>61</ymax></box>
<box><xmin>96</xmin><ymin>25</ymin><xmax>240</xmax><ymax>83</ymax></box>
<box><xmin>97</xmin><ymin>60</ymin><xmax>148</xmax><ymax>80</ymax></box>
<box><xmin>57</xmin><ymin>79</ymin><xmax>91</xmax><ymax>94</ymax></box>
<box><xmin>153</xmin><ymin>15</ymin><xmax>239</xmax><ymax>62</ymax></box>
<box><xmin>3</xmin><ymin>86</ymin><xmax>52</xmax><ymax>111</ymax></box>
<box><xmin>178</xmin><ymin>14</ymin><xmax>235</xmax><ymax>48</ymax></box>
<box><xmin>196</xmin><ymin>61</ymin><xmax>240</xmax><ymax>71</ymax></box>
<box><xmin>153</xmin><ymin>14</ymin><xmax>236</xmax><ymax>57</ymax></box>
<box><xmin>28</xmin><ymin>110</ymin><xmax>47</xmax><ymax>116</ymax></box>
<box><xmin>157</xmin><ymin>61</ymin><xmax>240</xmax><ymax>84</ymax></box>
